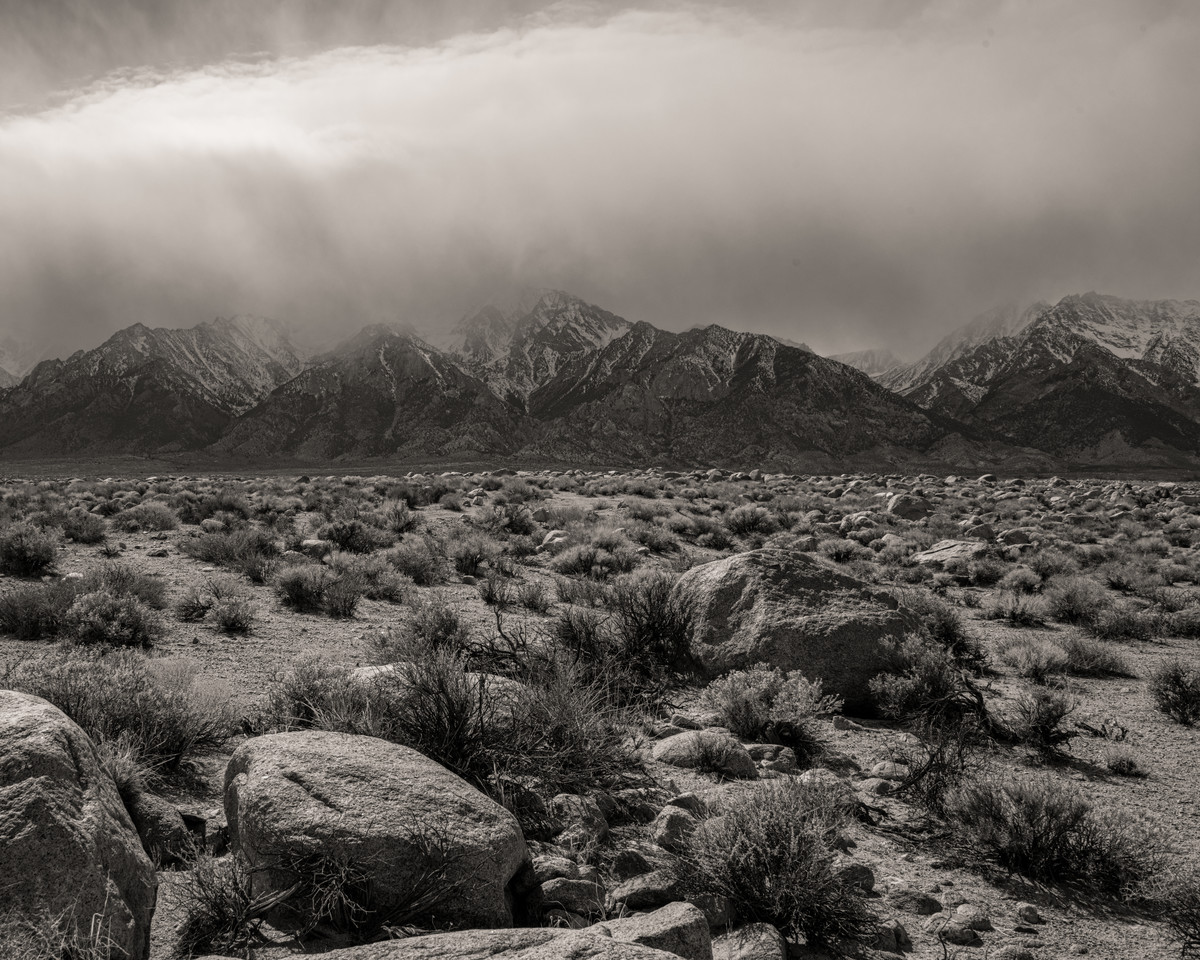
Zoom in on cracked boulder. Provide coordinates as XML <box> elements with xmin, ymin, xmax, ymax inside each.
<box><xmin>0</xmin><ymin>690</ymin><xmax>157</xmax><ymax>960</ymax></box>
<box><xmin>224</xmin><ymin>731</ymin><xmax>535</xmax><ymax>928</ymax></box>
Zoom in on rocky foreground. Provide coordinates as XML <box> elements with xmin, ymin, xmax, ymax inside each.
<box><xmin>1</xmin><ymin>468</ymin><xmax>1199</xmax><ymax>959</ymax></box>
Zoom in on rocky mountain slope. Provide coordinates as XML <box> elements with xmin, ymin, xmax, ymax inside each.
<box><xmin>0</xmin><ymin>317</ymin><xmax>303</xmax><ymax>455</ymax></box>
<box><xmin>4</xmin><ymin>290</ymin><xmax>1200</xmax><ymax>469</ymax></box>
<box><xmin>829</xmin><ymin>348</ymin><xmax>904</xmax><ymax>378</ymax></box>
<box><xmin>437</xmin><ymin>289</ymin><xmax>631</xmax><ymax>407</ymax></box>
<box><xmin>213</xmin><ymin>326</ymin><xmax>528</xmax><ymax>460</ymax></box>
<box><xmin>525</xmin><ymin>323</ymin><xmax>965</xmax><ymax>469</ymax></box>
<box><xmin>881</xmin><ymin>293</ymin><xmax>1200</xmax><ymax>463</ymax></box>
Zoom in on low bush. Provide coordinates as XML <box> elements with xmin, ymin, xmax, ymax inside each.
<box><xmin>946</xmin><ymin>777</ymin><xmax>1163</xmax><ymax>895</ymax></box>
<box><xmin>182</xmin><ymin>528</ymin><xmax>280</xmax><ymax>583</ymax></box>
<box><xmin>62</xmin><ymin>508</ymin><xmax>107</xmax><ymax>544</ymax></box>
<box><xmin>83</xmin><ymin>562</ymin><xmax>168</xmax><ymax>609</ymax></box>
<box><xmin>1009</xmin><ymin>687</ymin><xmax>1077</xmax><ymax>753</ymax></box>
<box><xmin>1044</xmin><ymin>576</ymin><xmax>1109</xmax><ymax>626</ymax></box>
<box><xmin>173</xmin><ymin>853</ymin><xmax>271</xmax><ymax>958</ymax></box>
<box><xmin>63</xmin><ymin>591</ymin><xmax>164</xmax><ymax>648</ymax></box>
<box><xmin>870</xmin><ymin>639</ymin><xmax>987</xmax><ymax>730</ymax></box>
<box><xmin>996</xmin><ymin>637</ymin><xmax>1068</xmax><ymax>682</ymax></box>
<box><xmin>11</xmin><ymin>648</ymin><xmax>234</xmax><ymax>771</ymax></box>
<box><xmin>0</xmin><ymin>580</ymin><xmax>78</xmax><ymax>641</ymax></box>
<box><xmin>982</xmin><ymin>590</ymin><xmax>1047</xmax><ymax>626</ymax></box>
<box><xmin>385</xmin><ymin>538</ymin><xmax>445</xmax><ymax>586</ymax></box>
<box><xmin>111</xmin><ymin>501</ymin><xmax>179</xmax><ymax>533</ymax></box>
<box><xmin>447</xmin><ymin>531</ymin><xmax>500</xmax><ymax>577</ymax></box>
<box><xmin>1103</xmin><ymin>744</ymin><xmax>1149</xmax><ymax>778</ymax></box>
<box><xmin>899</xmin><ymin>590</ymin><xmax>984</xmax><ymax>667</ymax></box>
<box><xmin>1089</xmin><ymin>604</ymin><xmax>1160</xmax><ymax>642</ymax></box>
<box><xmin>675</xmin><ymin>779</ymin><xmax>876</xmax><ymax>950</ymax></box>
<box><xmin>609</xmin><ymin>570</ymin><xmax>695</xmax><ymax>681</ymax></box>
<box><xmin>699</xmin><ymin>665</ymin><xmax>840</xmax><ymax>767</ymax></box>
<box><xmin>0</xmin><ymin>523</ymin><xmax>57</xmax><ymax>576</ymax></box>
<box><xmin>1148</xmin><ymin>659</ymin><xmax>1200</xmax><ymax>725</ymax></box>
<box><xmin>372</xmin><ymin>595</ymin><xmax>472</xmax><ymax>662</ymax></box>
<box><xmin>1055</xmin><ymin>635</ymin><xmax>1131</xmax><ymax>677</ymax></box>
<box><xmin>275</xmin><ymin>565</ymin><xmax>329</xmax><ymax>614</ymax></box>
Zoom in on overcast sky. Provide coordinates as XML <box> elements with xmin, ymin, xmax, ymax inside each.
<box><xmin>1</xmin><ymin>0</ymin><xmax>1198</xmax><ymax>361</ymax></box>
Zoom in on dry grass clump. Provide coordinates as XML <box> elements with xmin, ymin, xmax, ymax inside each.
<box><xmin>0</xmin><ymin>908</ymin><xmax>116</xmax><ymax>960</ymax></box>
<box><xmin>674</xmin><ymin>779</ymin><xmax>876</xmax><ymax>951</ymax></box>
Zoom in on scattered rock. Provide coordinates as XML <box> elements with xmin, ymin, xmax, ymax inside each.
<box><xmin>541</xmin><ymin>877</ymin><xmax>606</xmax><ymax>918</ymax></box>
<box><xmin>1015</xmin><ymin>903</ymin><xmax>1041</xmax><ymax>924</ymax></box>
<box><xmin>127</xmin><ymin>790</ymin><xmax>192</xmax><ymax>867</ymax></box>
<box><xmin>955</xmin><ymin>904</ymin><xmax>993</xmax><ymax>930</ymax></box>
<box><xmin>308</xmin><ymin>929</ymin><xmax>685</xmax><ymax>958</ymax></box>
<box><xmin>910</xmin><ymin>539</ymin><xmax>989</xmax><ymax>566</ymax></box>
<box><xmin>836</xmin><ymin>862</ymin><xmax>875</xmax><ymax>893</ymax></box>
<box><xmin>552</xmin><ymin>794</ymin><xmax>611</xmax><ymax>850</ymax></box>
<box><xmin>886</xmin><ymin>886</ymin><xmax>942</xmax><ymax>915</ymax></box>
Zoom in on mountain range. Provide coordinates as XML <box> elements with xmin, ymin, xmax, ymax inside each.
<box><xmin>0</xmin><ymin>289</ymin><xmax>1198</xmax><ymax>470</ymax></box>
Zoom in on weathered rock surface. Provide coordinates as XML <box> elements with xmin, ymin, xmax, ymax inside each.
<box><xmin>224</xmin><ymin>731</ymin><xmax>533</xmax><ymax>928</ymax></box>
<box><xmin>711</xmin><ymin>923</ymin><xmax>788</xmax><ymax>960</ymax></box>
<box><xmin>910</xmin><ymin>539</ymin><xmax>989</xmax><ymax>566</ymax></box>
<box><xmin>652</xmin><ymin>730</ymin><xmax>759</xmax><ymax>780</ymax></box>
<box><xmin>676</xmin><ymin>548</ymin><xmax>912</xmax><ymax>709</ymax></box>
<box><xmin>597</xmin><ymin>902</ymin><xmax>714</xmax><ymax>960</ymax></box>
<box><xmin>0</xmin><ymin>691</ymin><xmax>157</xmax><ymax>960</ymax></box>
<box><xmin>299</xmin><ymin>929</ymin><xmax>683</xmax><ymax>958</ymax></box>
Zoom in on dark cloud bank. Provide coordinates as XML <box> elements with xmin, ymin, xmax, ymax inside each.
<box><xmin>1</xmin><ymin>0</ymin><xmax>1198</xmax><ymax>360</ymax></box>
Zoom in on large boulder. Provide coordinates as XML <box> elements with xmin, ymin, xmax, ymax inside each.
<box><xmin>295</xmin><ymin>929</ymin><xmax>681</xmax><ymax>958</ymax></box>
<box><xmin>675</xmin><ymin>549</ymin><xmax>912</xmax><ymax>710</ymax></box>
<box><xmin>224</xmin><ymin>731</ymin><xmax>533</xmax><ymax>929</ymax></box>
<box><xmin>0</xmin><ymin>691</ymin><xmax>157</xmax><ymax>960</ymax></box>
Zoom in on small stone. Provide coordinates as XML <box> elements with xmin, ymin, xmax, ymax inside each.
<box><xmin>887</xmin><ymin>886</ymin><xmax>942</xmax><ymax>915</ymax></box>
<box><xmin>1015</xmin><ymin>902</ymin><xmax>1041</xmax><ymax>924</ymax></box>
<box><xmin>955</xmin><ymin>903</ymin><xmax>993</xmax><ymax>930</ymax></box>
<box><xmin>837</xmin><ymin>862</ymin><xmax>875</xmax><ymax>893</ymax></box>
<box><xmin>1068</xmin><ymin>944</ymin><xmax>1089</xmax><ymax>955</ymax></box>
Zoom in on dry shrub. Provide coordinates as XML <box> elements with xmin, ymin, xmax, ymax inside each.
<box><xmin>674</xmin><ymin>779</ymin><xmax>876</xmax><ymax>950</ymax></box>
<box><xmin>1149</xmin><ymin>659</ymin><xmax>1200</xmax><ymax>725</ymax></box>
<box><xmin>947</xmin><ymin>777</ymin><xmax>1165</xmax><ymax>895</ymax></box>
<box><xmin>10</xmin><ymin>647</ymin><xmax>234</xmax><ymax>772</ymax></box>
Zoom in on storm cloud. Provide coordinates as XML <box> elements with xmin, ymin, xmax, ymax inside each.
<box><xmin>1</xmin><ymin>0</ymin><xmax>1198</xmax><ymax>359</ymax></box>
